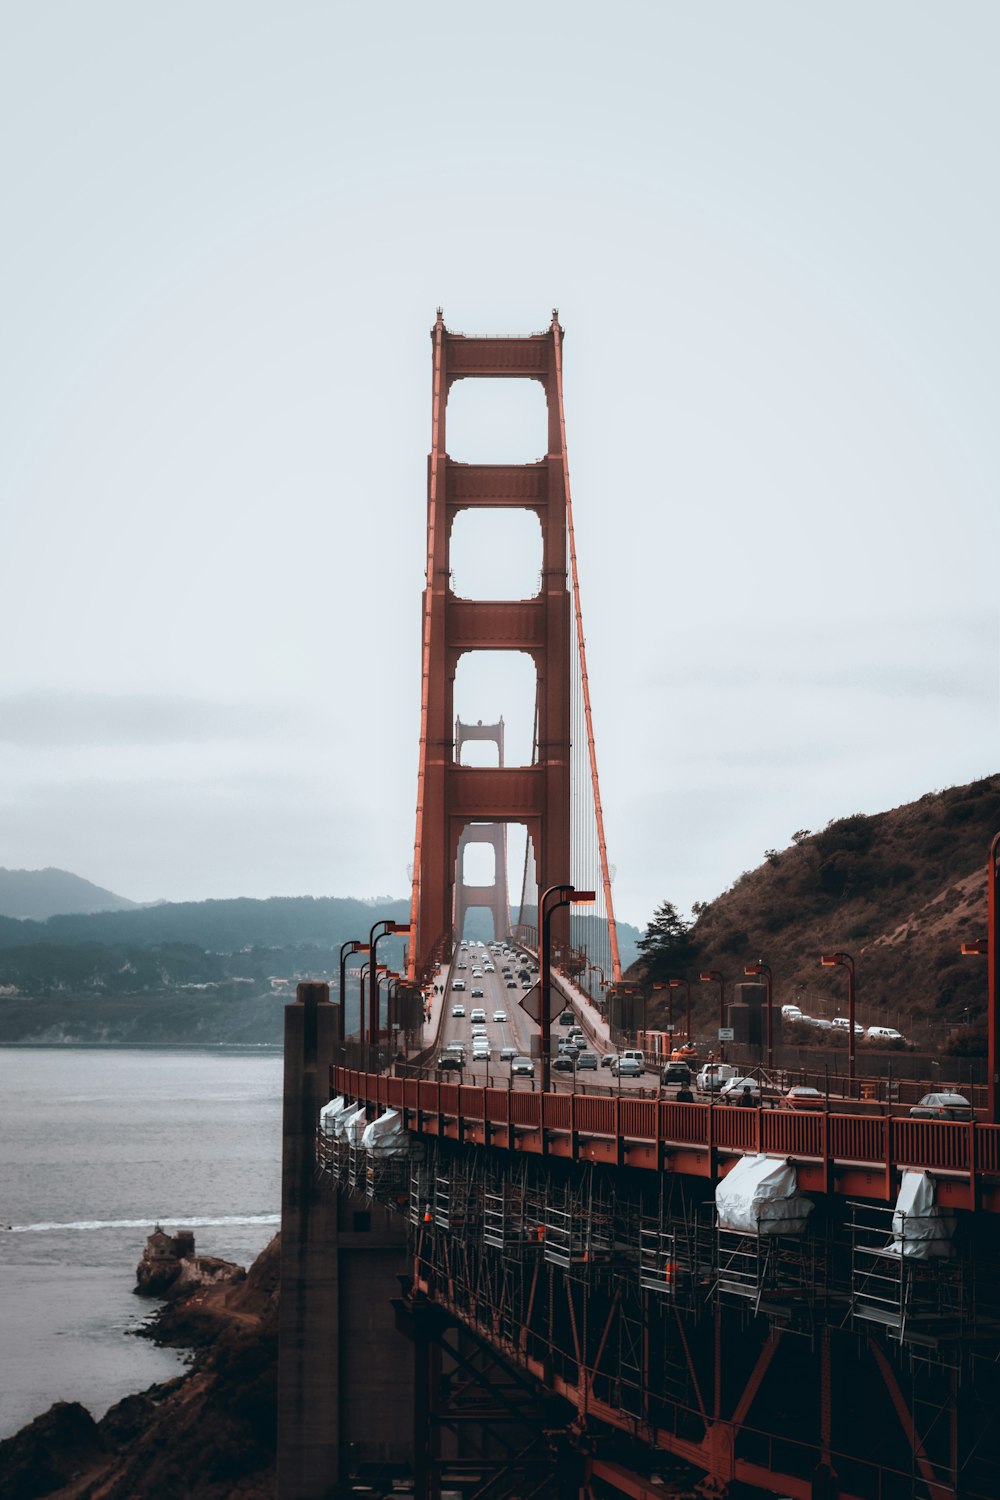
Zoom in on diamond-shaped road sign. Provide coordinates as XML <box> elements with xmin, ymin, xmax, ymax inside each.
<box><xmin>519</xmin><ymin>983</ymin><xmax>564</xmax><ymax>1025</ymax></box>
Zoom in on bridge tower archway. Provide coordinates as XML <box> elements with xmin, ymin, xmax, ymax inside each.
<box><xmin>454</xmin><ymin>718</ymin><xmax>511</xmax><ymax>942</ymax></box>
<box><xmin>409</xmin><ymin>312</ymin><xmax>572</xmax><ymax>979</ymax></box>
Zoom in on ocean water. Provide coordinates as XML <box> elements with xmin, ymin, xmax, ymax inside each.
<box><xmin>0</xmin><ymin>1047</ymin><xmax>283</xmax><ymax>1440</ymax></box>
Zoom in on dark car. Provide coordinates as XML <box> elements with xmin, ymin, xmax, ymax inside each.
<box><xmin>552</xmin><ymin>1055</ymin><xmax>575</xmax><ymax>1072</ymax></box>
<box><xmin>558</xmin><ymin>1012</ymin><xmax>574</xmax><ymax>1027</ymax></box>
<box><xmin>576</xmin><ymin>1052</ymin><xmax>598</xmax><ymax>1070</ymax></box>
<box><xmin>661</xmin><ymin>1063</ymin><xmax>692</xmax><ymax>1086</ymax></box>
<box><xmin>437</xmin><ymin>1054</ymin><xmax>463</xmax><ymax>1072</ymax></box>
<box><xmin>909</xmin><ymin>1092</ymin><xmax>974</xmax><ymax>1122</ymax></box>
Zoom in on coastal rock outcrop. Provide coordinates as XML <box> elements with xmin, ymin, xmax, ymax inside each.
<box><xmin>134</xmin><ymin>1225</ymin><xmax>246</xmax><ymax>1299</ymax></box>
<box><xmin>0</xmin><ymin>1402</ymin><xmax>106</xmax><ymax>1500</ymax></box>
<box><xmin>0</xmin><ymin>1235</ymin><xmax>280</xmax><ymax>1500</ymax></box>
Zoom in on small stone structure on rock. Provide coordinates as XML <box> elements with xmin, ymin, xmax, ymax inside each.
<box><xmin>135</xmin><ymin>1224</ymin><xmax>245</xmax><ymax>1298</ymax></box>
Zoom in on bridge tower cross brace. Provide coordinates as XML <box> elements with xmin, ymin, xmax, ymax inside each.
<box><xmin>409</xmin><ymin>311</ymin><xmax>572</xmax><ymax>979</ymax></box>
<box><xmin>454</xmin><ymin>718</ymin><xmax>512</xmax><ymax>943</ymax></box>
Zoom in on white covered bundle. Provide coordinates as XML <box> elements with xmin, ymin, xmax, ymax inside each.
<box><xmin>338</xmin><ymin>1105</ymin><xmax>368</xmax><ymax>1145</ymax></box>
<box><xmin>715</xmin><ymin>1154</ymin><xmax>815</xmax><ymax>1236</ymax></box>
<box><xmin>889</xmin><ymin>1171</ymin><xmax>955</xmax><ymax>1259</ymax></box>
<box><xmin>319</xmin><ymin>1095</ymin><xmax>347</xmax><ymax>1138</ymax></box>
<box><xmin>361</xmin><ymin>1107</ymin><xmax>408</xmax><ymax>1157</ymax></box>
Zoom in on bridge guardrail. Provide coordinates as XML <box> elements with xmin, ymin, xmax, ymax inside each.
<box><xmin>330</xmin><ymin>1065</ymin><xmax>1000</xmax><ymax>1196</ymax></box>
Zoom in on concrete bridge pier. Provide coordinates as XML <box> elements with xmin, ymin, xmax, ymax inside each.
<box><xmin>278</xmin><ymin>982</ymin><xmax>341</xmax><ymax>1500</ymax></box>
<box><xmin>278</xmin><ymin>981</ymin><xmax>414</xmax><ymax>1499</ymax></box>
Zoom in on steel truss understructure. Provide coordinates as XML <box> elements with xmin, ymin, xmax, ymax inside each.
<box><xmin>320</xmin><ymin>1121</ymin><xmax>1000</xmax><ymax>1499</ymax></box>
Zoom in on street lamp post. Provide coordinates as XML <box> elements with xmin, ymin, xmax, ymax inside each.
<box><xmin>358</xmin><ymin>962</ymin><xmax>371</xmax><ymax>1050</ymax></box>
<box><xmin>338</xmin><ymin>940</ymin><xmax>369</xmax><ymax>1044</ymax></box>
<box><xmin>368</xmin><ymin>919</ymin><xmax>412</xmax><ymax>1045</ymax></box>
<box><xmin>700</xmin><ymin>971</ymin><xmax>727</xmax><ymax>1060</ymax></box>
<box><xmin>744</xmin><ymin>959</ymin><xmax>774</xmax><ymax>1069</ymax></box>
<box><xmin>820</xmin><ymin>952</ymin><xmax>856</xmax><ymax>1087</ymax></box>
<box><xmin>540</xmin><ymin>884</ymin><xmax>596</xmax><ymax>1092</ymax></box>
<box><xmin>374</xmin><ymin>966</ymin><xmax>394</xmax><ymax>1031</ymax></box>
<box><xmin>667</xmin><ymin>979</ymin><xmax>691</xmax><ymax>1045</ymax></box>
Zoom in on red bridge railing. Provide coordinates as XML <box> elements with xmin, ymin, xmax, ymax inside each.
<box><xmin>332</xmin><ymin>1066</ymin><xmax>1000</xmax><ymax>1200</ymax></box>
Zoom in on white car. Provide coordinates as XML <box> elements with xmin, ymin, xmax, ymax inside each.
<box><xmin>451</xmin><ymin>1003</ymin><xmax>466</xmax><ymax>1018</ymax></box>
<box><xmin>718</xmin><ymin>1076</ymin><xmax>760</xmax><ymax>1101</ymax></box>
<box><xmin>696</xmin><ymin>1063</ymin><xmax>740</xmax><ymax>1092</ymax></box>
<box><xmin>492</xmin><ymin>1009</ymin><xmax>508</xmax><ymax>1023</ymax></box>
<box><xmin>612</xmin><ymin>1056</ymin><xmax>642</xmax><ymax>1077</ymax></box>
<box><xmin>471</xmin><ymin>1007</ymin><xmax>487</xmax><ymax>1022</ymax></box>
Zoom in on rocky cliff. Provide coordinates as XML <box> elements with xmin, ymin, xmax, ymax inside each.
<box><xmin>0</xmin><ymin>1236</ymin><xmax>280</xmax><ymax>1500</ymax></box>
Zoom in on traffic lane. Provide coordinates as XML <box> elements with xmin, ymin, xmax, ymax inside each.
<box><xmin>438</xmin><ymin>947</ymin><xmax>650</xmax><ymax>1090</ymax></box>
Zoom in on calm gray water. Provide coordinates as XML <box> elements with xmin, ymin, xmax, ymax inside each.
<box><xmin>0</xmin><ymin>1047</ymin><xmax>282</xmax><ymax>1440</ymax></box>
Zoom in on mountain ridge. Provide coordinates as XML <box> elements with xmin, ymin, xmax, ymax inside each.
<box><xmin>0</xmin><ymin>867</ymin><xmax>137</xmax><ymax>921</ymax></box>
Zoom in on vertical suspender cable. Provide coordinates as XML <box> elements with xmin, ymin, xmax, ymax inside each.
<box><xmin>551</xmin><ymin>316</ymin><xmax>623</xmax><ymax>983</ymax></box>
<box><xmin>407</xmin><ymin>311</ymin><xmax>446</xmax><ymax>980</ymax></box>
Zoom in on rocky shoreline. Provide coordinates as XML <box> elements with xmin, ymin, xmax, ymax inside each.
<box><xmin>0</xmin><ymin>1233</ymin><xmax>280</xmax><ymax>1500</ymax></box>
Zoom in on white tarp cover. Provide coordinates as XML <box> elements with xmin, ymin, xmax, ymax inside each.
<box><xmin>715</xmin><ymin>1154</ymin><xmax>815</xmax><ymax>1236</ymax></box>
<box><xmin>318</xmin><ymin>1095</ymin><xmax>347</xmax><ymax>1137</ymax></box>
<box><xmin>889</xmin><ymin>1170</ymin><xmax>955</xmax><ymax>1259</ymax></box>
<box><xmin>339</xmin><ymin>1105</ymin><xmax>368</xmax><ymax>1145</ymax></box>
<box><xmin>361</xmin><ymin>1107</ymin><xmax>408</xmax><ymax>1157</ymax></box>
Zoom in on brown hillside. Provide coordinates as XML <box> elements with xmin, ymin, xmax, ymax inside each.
<box><xmin>638</xmin><ymin>775</ymin><xmax>1000</xmax><ymax>1051</ymax></box>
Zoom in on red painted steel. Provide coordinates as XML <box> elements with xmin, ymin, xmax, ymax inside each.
<box><xmin>459</xmin><ymin>1085</ymin><xmax>486</xmax><ymax>1122</ymax></box>
<box><xmin>828</xmin><ymin>1113</ymin><xmax>885</xmax><ymax>1163</ymax></box>
<box><xmin>619</xmin><ymin>1098</ymin><xmax>658</xmax><ymax>1141</ymax></box>
<box><xmin>976</xmin><ymin>1123</ymin><xmax>1000</xmax><ymax>1173</ymax></box>
<box><xmin>408</xmin><ymin>313</ymin><xmax>572</xmax><ymax>979</ymax></box>
<box><xmin>894</xmin><ymin>1118</ymin><xmax>971</xmax><ymax>1172</ymax></box>
<box><xmin>417</xmin><ymin>1080</ymin><xmax>439</xmax><ymax>1113</ymax></box>
<box><xmin>763</xmin><ymin>1110</ymin><xmax>824</xmax><ymax>1157</ymax></box>
<box><xmin>333</xmin><ymin>1066</ymin><xmax>1000</xmax><ymax>1206</ymax></box>
<box><xmin>454</xmin><ymin>719</ymin><xmax>510</xmax><ymax>940</ymax></box>
<box><xmin>542</xmin><ymin>1092</ymin><xmax>572</xmax><ymax>1131</ymax></box>
<box><xmin>713</xmin><ymin>1107</ymin><xmax>760</xmax><ymax>1153</ymax></box>
<box><xmin>577</xmin><ymin>1096</ymin><xmax>617</xmax><ymax>1137</ymax></box>
<box><xmin>484</xmin><ymin>1088</ymin><xmax>510</xmax><ymax>1125</ymax></box>
<box><xmin>658</xmin><ymin>1100</ymin><xmax>710</xmax><ymax>1145</ymax></box>
<box><xmin>510</xmin><ymin>1092</ymin><xmax>542</xmax><ymax>1129</ymax></box>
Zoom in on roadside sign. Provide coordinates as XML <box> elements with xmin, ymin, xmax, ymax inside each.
<box><xmin>519</xmin><ymin>984</ymin><xmax>563</xmax><ymax>1025</ymax></box>
<box><xmin>665</xmin><ymin>1024</ymin><xmax>676</xmax><ymax>1034</ymax></box>
<box><xmin>718</xmin><ymin>1027</ymin><xmax>735</xmax><ymax>1042</ymax></box>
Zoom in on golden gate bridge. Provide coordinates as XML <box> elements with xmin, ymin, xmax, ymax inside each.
<box><xmin>277</xmin><ymin>314</ymin><xmax>1000</xmax><ymax>1500</ymax></box>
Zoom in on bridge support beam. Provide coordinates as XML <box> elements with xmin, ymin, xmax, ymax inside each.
<box><xmin>278</xmin><ymin>982</ymin><xmax>341</xmax><ymax>1499</ymax></box>
<box><xmin>410</xmin><ymin>313</ymin><xmax>572</xmax><ymax>982</ymax></box>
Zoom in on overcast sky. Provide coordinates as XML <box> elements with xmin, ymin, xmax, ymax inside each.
<box><xmin>3</xmin><ymin>3</ymin><xmax>997</xmax><ymax>931</ymax></box>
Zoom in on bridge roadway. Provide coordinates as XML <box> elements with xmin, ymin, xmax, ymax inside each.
<box><xmin>431</xmin><ymin>939</ymin><xmax>653</xmax><ymax>1092</ymax></box>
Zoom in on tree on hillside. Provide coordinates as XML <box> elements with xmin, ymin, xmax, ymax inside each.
<box><xmin>636</xmin><ymin>901</ymin><xmax>696</xmax><ymax>980</ymax></box>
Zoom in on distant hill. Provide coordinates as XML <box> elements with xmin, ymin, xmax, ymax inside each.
<box><xmin>636</xmin><ymin>774</ymin><xmax>1000</xmax><ymax>1050</ymax></box>
<box><xmin>0</xmin><ymin>867</ymin><xmax>137</xmax><ymax>921</ymax></box>
<box><xmin>0</xmin><ymin>893</ymin><xmax>411</xmax><ymax>952</ymax></box>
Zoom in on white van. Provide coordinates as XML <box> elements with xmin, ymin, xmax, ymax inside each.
<box><xmin>781</xmin><ymin>1005</ymin><xmax>803</xmax><ymax>1021</ymax></box>
<box><xmin>697</xmin><ymin>1062</ymin><xmax>740</xmax><ymax>1092</ymax></box>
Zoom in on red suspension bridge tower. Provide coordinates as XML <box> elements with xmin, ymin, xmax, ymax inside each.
<box><xmin>407</xmin><ymin>309</ymin><xmax>621</xmax><ymax>987</ymax></box>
